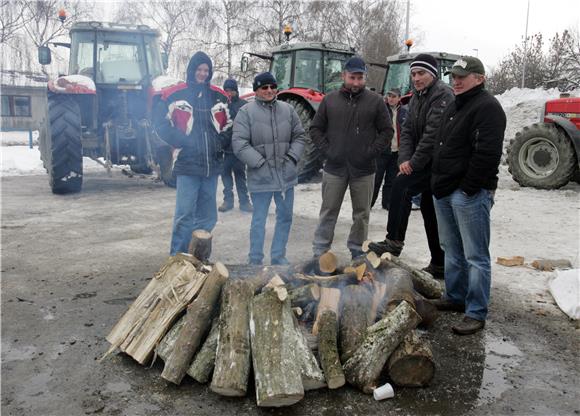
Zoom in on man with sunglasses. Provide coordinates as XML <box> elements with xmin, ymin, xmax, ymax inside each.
<box><xmin>310</xmin><ymin>56</ymin><xmax>393</xmax><ymax>259</ymax></box>
<box><xmin>232</xmin><ymin>72</ymin><xmax>305</xmax><ymax>265</ymax></box>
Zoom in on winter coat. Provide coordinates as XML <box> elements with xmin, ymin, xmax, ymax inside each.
<box><xmin>310</xmin><ymin>88</ymin><xmax>393</xmax><ymax>178</ymax></box>
<box><xmin>431</xmin><ymin>84</ymin><xmax>507</xmax><ymax>198</ymax></box>
<box><xmin>232</xmin><ymin>98</ymin><xmax>306</xmax><ymax>193</ymax></box>
<box><xmin>398</xmin><ymin>79</ymin><xmax>454</xmax><ymax>171</ymax></box>
<box><xmin>154</xmin><ymin>51</ymin><xmax>232</xmax><ymax>177</ymax></box>
<box><xmin>224</xmin><ymin>96</ymin><xmax>248</xmax><ymax>153</ymax></box>
<box><xmin>386</xmin><ymin>103</ymin><xmax>408</xmax><ymax>153</ymax></box>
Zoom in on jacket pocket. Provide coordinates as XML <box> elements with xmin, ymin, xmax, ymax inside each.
<box><xmin>282</xmin><ymin>157</ymin><xmax>297</xmax><ymax>183</ymax></box>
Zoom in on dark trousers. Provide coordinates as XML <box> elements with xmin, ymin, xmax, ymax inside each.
<box><xmin>371</xmin><ymin>151</ymin><xmax>398</xmax><ymax>209</ymax></box>
<box><xmin>221</xmin><ymin>152</ymin><xmax>250</xmax><ymax>205</ymax></box>
<box><xmin>385</xmin><ymin>169</ymin><xmax>444</xmax><ymax>267</ymax></box>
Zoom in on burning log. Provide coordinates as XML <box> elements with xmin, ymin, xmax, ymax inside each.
<box><xmin>380</xmin><ymin>253</ymin><xmax>443</xmax><ymax>299</ymax></box>
<box><xmin>387</xmin><ymin>330</ymin><xmax>435</xmax><ymax>387</ymax></box>
<box><xmin>369</xmin><ymin>280</ymin><xmax>387</xmax><ymax>322</ymax></box>
<box><xmin>210</xmin><ymin>279</ymin><xmax>254</xmax><ymax>397</ymax></box>
<box><xmin>339</xmin><ymin>284</ymin><xmax>373</xmax><ymax>362</ymax></box>
<box><xmin>250</xmin><ymin>288</ymin><xmax>304</xmax><ymax>407</ymax></box>
<box><xmin>187</xmin><ymin>319</ymin><xmax>220</xmax><ymax>383</ymax></box>
<box><xmin>343</xmin><ymin>300</ymin><xmax>422</xmax><ymax>394</ymax></box>
<box><xmin>161</xmin><ymin>262</ymin><xmax>229</xmax><ymax>385</ymax></box>
<box><xmin>188</xmin><ymin>229</ymin><xmax>213</xmax><ymax>262</ymax></box>
<box><xmin>288</xmin><ymin>283</ymin><xmax>320</xmax><ymax>308</ymax></box>
<box><xmin>104</xmin><ymin>254</ymin><xmax>207</xmax><ymax>364</ymax></box>
<box><xmin>312</xmin><ymin>287</ymin><xmax>341</xmax><ymax>335</ymax></box>
<box><xmin>292</xmin><ymin>271</ymin><xmax>358</xmax><ymax>287</ymax></box>
<box><xmin>290</xmin><ymin>251</ymin><xmax>338</xmax><ymax>276</ymax></box>
<box><xmin>318</xmin><ymin>310</ymin><xmax>345</xmax><ymax>389</ymax></box>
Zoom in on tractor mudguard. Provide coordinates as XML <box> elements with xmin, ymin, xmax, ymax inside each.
<box><xmin>48</xmin><ymin>74</ymin><xmax>96</xmax><ymax>95</ymax></box>
<box><xmin>546</xmin><ymin>115</ymin><xmax>580</xmax><ymax>163</ymax></box>
<box><xmin>277</xmin><ymin>88</ymin><xmax>324</xmax><ymax>112</ymax></box>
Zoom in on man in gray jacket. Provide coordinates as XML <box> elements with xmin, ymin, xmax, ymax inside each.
<box><xmin>232</xmin><ymin>72</ymin><xmax>305</xmax><ymax>265</ymax></box>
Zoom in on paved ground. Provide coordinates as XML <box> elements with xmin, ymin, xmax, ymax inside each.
<box><xmin>2</xmin><ymin>173</ymin><xmax>579</xmax><ymax>416</ymax></box>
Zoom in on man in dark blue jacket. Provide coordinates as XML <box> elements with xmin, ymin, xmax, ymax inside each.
<box><xmin>155</xmin><ymin>51</ymin><xmax>232</xmax><ymax>256</ymax></box>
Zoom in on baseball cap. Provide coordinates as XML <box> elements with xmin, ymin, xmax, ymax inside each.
<box><xmin>445</xmin><ymin>56</ymin><xmax>485</xmax><ymax>76</ymax></box>
<box><xmin>344</xmin><ymin>56</ymin><xmax>367</xmax><ymax>73</ymax></box>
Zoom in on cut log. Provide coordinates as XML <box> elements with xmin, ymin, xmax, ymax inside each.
<box><xmin>245</xmin><ymin>266</ymin><xmax>282</xmax><ymax>293</ymax></box>
<box><xmin>339</xmin><ymin>284</ymin><xmax>373</xmax><ymax>363</ymax></box>
<box><xmin>312</xmin><ymin>287</ymin><xmax>341</xmax><ymax>335</ymax></box>
<box><xmin>264</xmin><ymin>275</ymin><xmax>288</xmax><ymax>301</ymax></box>
<box><xmin>380</xmin><ymin>253</ymin><xmax>443</xmax><ymax>299</ymax></box>
<box><xmin>210</xmin><ymin>279</ymin><xmax>254</xmax><ymax>396</ymax></box>
<box><xmin>104</xmin><ymin>254</ymin><xmax>207</xmax><ymax>364</ymax></box>
<box><xmin>288</xmin><ymin>283</ymin><xmax>320</xmax><ymax>308</ymax></box>
<box><xmin>291</xmin><ymin>251</ymin><xmax>337</xmax><ymax>276</ymax></box>
<box><xmin>387</xmin><ymin>330</ymin><xmax>435</xmax><ymax>387</ymax></box>
<box><xmin>343</xmin><ymin>300</ymin><xmax>422</xmax><ymax>394</ymax></box>
<box><xmin>384</xmin><ymin>267</ymin><xmax>416</xmax><ymax>311</ymax></box>
<box><xmin>369</xmin><ymin>280</ymin><xmax>387</xmax><ymax>323</ymax></box>
<box><xmin>317</xmin><ymin>310</ymin><xmax>345</xmax><ymax>389</ymax></box>
<box><xmin>187</xmin><ymin>229</ymin><xmax>212</xmax><ymax>262</ymax></box>
<box><xmin>292</xmin><ymin>271</ymin><xmax>358</xmax><ymax>287</ymax></box>
<box><xmin>250</xmin><ymin>289</ymin><xmax>304</xmax><ymax>407</ymax></box>
<box><xmin>161</xmin><ymin>262</ymin><xmax>229</xmax><ymax>384</ymax></box>
<box><xmin>156</xmin><ymin>314</ymin><xmax>186</xmax><ymax>363</ymax></box>
<box><xmin>187</xmin><ymin>319</ymin><xmax>220</xmax><ymax>383</ymax></box>
<box><xmin>318</xmin><ymin>251</ymin><xmax>338</xmax><ymax>274</ymax></box>
<box><xmin>414</xmin><ymin>296</ymin><xmax>439</xmax><ymax>328</ymax></box>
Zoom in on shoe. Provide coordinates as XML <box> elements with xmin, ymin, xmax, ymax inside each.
<box><xmin>218</xmin><ymin>202</ymin><xmax>233</xmax><ymax>212</ymax></box>
<box><xmin>350</xmin><ymin>250</ymin><xmax>365</xmax><ymax>260</ymax></box>
<box><xmin>271</xmin><ymin>257</ymin><xmax>289</xmax><ymax>266</ymax></box>
<box><xmin>428</xmin><ymin>298</ymin><xmax>465</xmax><ymax>312</ymax></box>
<box><xmin>422</xmin><ymin>263</ymin><xmax>444</xmax><ymax>279</ymax></box>
<box><xmin>452</xmin><ymin>316</ymin><xmax>485</xmax><ymax>335</ymax></box>
<box><xmin>239</xmin><ymin>202</ymin><xmax>253</xmax><ymax>213</ymax></box>
<box><xmin>368</xmin><ymin>239</ymin><xmax>404</xmax><ymax>257</ymax></box>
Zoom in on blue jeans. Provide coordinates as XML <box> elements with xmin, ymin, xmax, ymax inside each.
<box><xmin>433</xmin><ymin>189</ymin><xmax>494</xmax><ymax>321</ymax></box>
<box><xmin>249</xmin><ymin>188</ymin><xmax>294</xmax><ymax>264</ymax></box>
<box><xmin>170</xmin><ymin>175</ymin><xmax>218</xmax><ymax>255</ymax></box>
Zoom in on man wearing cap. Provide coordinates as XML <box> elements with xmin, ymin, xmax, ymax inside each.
<box><xmin>232</xmin><ymin>72</ymin><xmax>305</xmax><ymax>265</ymax></box>
<box><xmin>219</xmin><ymin>78</ymin><xmax>252</xmax><ymax>213</ymax></box>
<box><xmin>311</xmin><ymin>56</ymin><xmax>393</xmax><ymax>259</ymax></box>
<box><xmin>430</xmin><ymin>56</ymin><xmax>506</xmax><ymax>335</ymax></box>
<box><xmin>371</xmin><ymin>87</ymin><xmax>408</xmax><ymax>210</ymax></box>
<box><xmin>369</xmin><ymin>53</ymin><xmax>452</xmax><ymax>279</ymax></box>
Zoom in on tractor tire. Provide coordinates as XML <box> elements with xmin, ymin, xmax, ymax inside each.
<box><xmin>507</xmin><ymin>123</ymin><xmax>577</xmax><ymax>189</ymax></box>
<box><xmin>42</xmin><ymin>95</ymin><xmax>83</xmax><ymax>194</ymax></box>
<box><xmin>285</xmin><ymin>98</ymin><xmax>323</xmax><ymax>183</ymax></box>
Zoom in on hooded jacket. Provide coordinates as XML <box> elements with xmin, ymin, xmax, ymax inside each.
<box><xmin>154</xmin><ymin>51</ymin><xmax>232</xmax><ymax>177</ymax></box>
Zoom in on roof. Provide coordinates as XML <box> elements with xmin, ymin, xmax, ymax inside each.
<box><xmin>386</xmin><ymin>51</ymin><xmax>462</xmax><ymax>64</ymax></box>
<box><xmin>0</xmin><ymin>70</ymin><xmax>48</xmax><ymax>88</ymax></box>
<box><xmin>270</xmin><ymin>42</ymin><xmax>356</xmax><ymax>55</ymax></box>
<box><xmin>71</xmin><ymin>21</ymin><xmax>160</xmax><ymax>37</ymax></box>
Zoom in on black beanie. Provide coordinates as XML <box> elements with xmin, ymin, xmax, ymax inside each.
<box><xmin>223</xmin><ymin>78</ymin><xmax>238</xmax><ymax>92</ymax></box>
<box><xmin>253</xmin><ymin>72</ymin><xmax>277</xmax><ymax>91</ymax></box>
<box><xmin>410</xmin><ymin>54</ymin><xmax>438</xmax><ymax>79</ymax></box>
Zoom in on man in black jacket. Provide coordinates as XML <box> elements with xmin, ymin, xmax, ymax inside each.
<box><xmin>430</xmin><ymin>56</ymin><xmax>506</xmax><ymax>335</ymax></box>
<box><xmin>311</xmin><ymin>56</ymin><xmax>393</xmax><ymax>259</ymax></box>
<box><xmin>369</xmin><ymin>54</ymin><xmax>453</xmax><ymax>278</ymax></box>
<box><xmin>218</xmin><ymin>78</ymin><xmax>252</xmax><ymax>213</ymax></box>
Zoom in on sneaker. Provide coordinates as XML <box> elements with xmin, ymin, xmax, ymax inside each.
<box><xmin>368</xmin><ymin>239</ymin><xmax>404</xmax><ymax>257</ymax></box>
<box><xmin>239</xmin><ymin>202</ymin><xmax>253</xmax><ymax>213</ymax></box>
<box><xmin>271</xmin><ymin>257</ymin><xmax>290</xmax><ymax>266</ymax></box>
<box><xmin>428</xmin><ymin>298</ymin><xmax>465</xmax><ymax>312</ymax></box>
<box><xmin>422</xmin><ymin>263</ymin><xmax>445</xmax><ymax>279</ymax></box>
<box><xmin>452</xmin><ymin>316</ymin><xmax>485</xmax><ymax>335</ymax></box>
<box><xmin>218</xmin><ymin>202</ymin><xmax>233</xmax><ymax>212</ymax></box>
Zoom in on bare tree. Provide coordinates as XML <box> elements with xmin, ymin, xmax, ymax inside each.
<box><xmin>0</xmin><ymin>0</ymin><xmax>31</xmax><ymax>44</ymax></box>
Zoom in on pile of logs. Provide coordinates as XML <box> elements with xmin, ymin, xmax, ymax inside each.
<box><xmin>104</xmin><ymin>231</ymin><xmax>444</xmax><ymax>407</ymax></box>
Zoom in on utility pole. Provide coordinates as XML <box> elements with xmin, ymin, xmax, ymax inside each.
<box><xmin>404</xmin><ymin>0</ymin><xmax>410</xmax><ymax>41</ymax></box>
<box><xmin>521</xmin><ymin>0</ymin><xmax>530</xmax><ymax>88</ymax></box>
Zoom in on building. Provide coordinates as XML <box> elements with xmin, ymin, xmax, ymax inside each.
<box><xmin>0</xmin><ymin>70</ymin><xmax>48</xmax><ymax>131</ymax></box>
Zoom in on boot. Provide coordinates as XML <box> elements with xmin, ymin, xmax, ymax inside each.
<box><xmin>368</xmin><ymin>238</ymin><xmax>404</xmax><ymax>257</ymax></box>
<box><xmin>422</xmin><ymin>263</ymin><xmax>445</xmax><ymax>279</ymax></box>
<box><xmin>218</xmin><ymin>201</ymin><xmax>233</xmax><ymax>212</ymax></box>
<box><xmin>239</xmin><ymin>201</ymin><xmax>253</xmax><ymax>213</ymax></box>
<box><xmin>452</xmin><ymin>316</ymin><xmax>485</xmax><ymax>335</ymax></box>
<box><xmin>428</xmin><ymin>298</ymin><xmax>465</xmax><ymax>312</ymax></box>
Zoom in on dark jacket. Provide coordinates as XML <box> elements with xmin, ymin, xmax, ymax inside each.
<box><xmin>431</xmin><ymin>84</ymin><xmax>506</xmax><ymax>198</ymax></box>
<box><xmin>154</xmin><ymin>51</ymin><xmax>232</xmax><ymax>177</ymax></box>
<box><xmin>386</xmin><ymin>103</ymin><xmax>408</xmax><ymax>153</ymax></box>
<box><xmin>398</xmin><ymin>79</ymin><xmax>454</xmax><ymax>171</ymax></box>
<box><xmin>224</xmin><ymin>95</ymin><xmax>248</xmax><ymax>153</ymax></box>
<box><xmin>310</xmin><ymin>88</ymin><xmax>393</xmax><ymax>178</ymax></box>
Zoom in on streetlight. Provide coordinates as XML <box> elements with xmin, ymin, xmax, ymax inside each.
<box><xmin>521</xmin><ymin>0</ymin><xmax>530</xmax><ymax>88</ymax></box>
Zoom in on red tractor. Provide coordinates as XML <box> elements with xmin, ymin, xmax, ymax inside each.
<box><xmin>508</xmin><ymin>95</ymin><xmax>580</xmax><ymax>189</ymax></box>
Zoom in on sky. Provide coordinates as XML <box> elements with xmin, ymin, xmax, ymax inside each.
<box><xmin>410</xmin><ymin>0</ymin><xmax>580</xmax><ymax>70</ymax></box>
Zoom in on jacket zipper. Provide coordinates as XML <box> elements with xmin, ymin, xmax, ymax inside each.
<box><xmin>204</xmin><ymin>131</ymin><xmax>209</xmax><ymax>177</ymax></box>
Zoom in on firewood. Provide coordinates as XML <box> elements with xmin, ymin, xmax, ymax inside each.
<box><xmin>104</xmin><ymin>254</ymin><xmax>207</xmax><ymax>364</ymax></box>
<box><xmin>288</xmin><ymin>283</ymin><xmax>320</xmax><ymax>308</ymax></box>
<box><xmin>264</xmin><ymin>275</ymin><xmax>288</xmax><ymax>301</ymax></box>
<box><xmin>317</xmin><ymin>310</ymin><xmax>345</xmax><ymax>389</ymax></box>
<box><xmin>531</xmin><ymin>259</ymin><xmax>572</xmax><ymax>271</ymax></box>
<box><xmin>312</xmin><ymin>287</ymin><xmax>341</xmax><ymax>335</ymax></box>
<box><xmin>187</xmin><ymin>229</ymin><xmax>212</xmax><ymax>262</ymax></box>
<box><xmin>369</xmin><ymin>280</ymin><xmax>387</xmax><ymax>323</ymax></box>
<box><xmin>161</xmin><ymin>262</ymin><xmax>229</xmax><ymax>385</ymax></box>
<box><xmin>387</xmin><ymin>330</ymin><xmax>435</xmax><ymax>387</ymax></box>
<box><xmin>380</xmin><ymin>253</ymin><xmax>443</xmax><ymax>299</ymax></box>
<box><xmin>291</xmin><ymin>251</ymin><xmax>337</xmax><ymax>276</ymax></box>
<box><xmin>187</xmin><ymin>319</ymin><xmax>220</xmax><ymax>383</ymax></box>
<box><xmin>250</xmin><ymin>289</ymin><xmax>304</xmax><ymax>407</ymax></box>
<box><xmin>384</xmin><ymin>267</ymin><xmax>416</xmax><ymax>311</ymax></box>
<box><xmin>210</xmin><ymin>279</ymin><xmax>254</xmax><ymax>396</ymax></box>
<box><xmin>292</xmin><ymin>271</ymin><xmax>358</xmax><ymax>287</ymax></box>
<box><xmin>343</xmin><ymin>300</ymin><xmax>422</xmax><ymax>394</ymax></box>
<box><xmin>318</xmin><ymin>251</ymin><xmax>338</xmax><ymax>274</ymax></box>
<box><xmin>156</xmin><ymin>314</ymin><xmax>186</xmax><ymax>363</ymax></box>
<box><xmin>339</xmin><ymin>284</ymin><xmax>373</xmax><ymax>363</ymax></box>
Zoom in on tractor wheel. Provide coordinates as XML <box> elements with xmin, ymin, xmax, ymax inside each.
<box><xmin>507</xmin><ymin>123</ymin><xmax>577</xmax><ymax>189</ymax></box>
<box><xmin>42</xmin><ymin>95</ymin><xmax>83</xmax><ymax>194</ymax></box>
<box><xmin>285</xmin><ymin>98</ymin><xmax>323</xmax><ymax>183</ymax></box>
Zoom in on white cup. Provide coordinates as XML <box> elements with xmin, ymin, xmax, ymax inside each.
<box><xmin>373</xmin><ymin>382</ymin><xmax>395</xmax><ymax>400</ymax></box>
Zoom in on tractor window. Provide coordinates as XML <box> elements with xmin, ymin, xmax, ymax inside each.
<box><xmin>324</xmin><ymin>52</ymin><xmax>349</xmax><ymax>93</ymax></box>
<box><xmin>70</xmin><ymin>32</ymin><xmax>95</xmax><ymax>77</ymax></box>
<box><xmin>96</xmin><ymin>38</ymin><xmax>146</xmax><ymax>84</ymax></box>
<box><xmin>439</xmin><ymin>59</ymin><xmax>456</xmax><ymax>87</ymax></box>
<box><xmin>145</xmin><ymin>37</ymin><xmax>164</xmax><ymax>78</ymax></box>
<box><xmin>294</xmin><ymin>50</ymin><xmax>322</xmax><ymax>92</ymax></box>
<box><xmin>271</xmin><ymin>52</ymin><xmax>292</xmax><ymax>90</ymax></box>
<box><xmin>384</xmin><ymin>62</ymin><xmax>412</xmax><ymax>95</ymax></box>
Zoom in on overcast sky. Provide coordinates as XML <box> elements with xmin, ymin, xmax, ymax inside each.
<box><xmin>410</xmin><ymin>0</ymin><xmax>579</xmax><ymax>70</ymax></box>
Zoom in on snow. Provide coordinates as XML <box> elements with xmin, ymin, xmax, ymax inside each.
<box><xmin>151</xmin><ymin>75</ymin><xmax>184</xmax><ymax>92</ymax></box>
<box><xmin>1</xmin><ymin>87</ymin><xmax>579</xmax><ymax>318</ymax></box>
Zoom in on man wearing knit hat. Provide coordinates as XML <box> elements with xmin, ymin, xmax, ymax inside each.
<box><xmin>219</xmin><ymin>78</ymin><xmax>252</xmax><ymax>213</ymax></box>
<box><xmin>369</xmin><ymin>53</ymin><xmax>453</xmax><ymax>279</ymax></box>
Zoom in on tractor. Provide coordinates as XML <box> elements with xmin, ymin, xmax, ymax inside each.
<box><xmin>37</xmin><ymin>21</ymin><xmax>180</xmax><ymax>194</ymax></box>
<box><xmin>507</xmin><ymin>94</ymin><xmax>580</xmax><ymax>189</ymax></box>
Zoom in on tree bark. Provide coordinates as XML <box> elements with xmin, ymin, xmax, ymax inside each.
<box><xmin>161</xmin><ymin>262</ymin><xmax>229</xmax><ymax>385</ymax></box>
<box><xmin>339</xmin><ymin>284</ymin><xmax>373</xmax><ymax>362</ymax></box>
<box><xmin>387</xmin><ymin>330</ymin><xmax>435</xmax><ymax>387</ymax></box>
<box><xmin>250</xmin><ymin>289</ymin><xmax>304</xmax><ymax>407</ymax></box>
<box><xmin>210</xmin><ymin>279</ymin><xmax>253</xmax><ymax>397</ymax></box>
<box><xmin>312</xmin><ymin>287</ymin><xmax>341</xmax><ymax>335</ymax></box>
<box><xmin>187</xmin><ymin>319</ymin><xmax>220</xmax><ymax>384</ymax></box>
<box><xmin>343</xmin><ymin>300</ymin><xmax>422</xmax><ymax>394</ymax></box>
<box><xmin>288</xmin><ymin>283</ymin><xmax>320</xmax><ymax>308</ymax></box>
<box><xmin>188</xmin><ymin>229</ymin><xmax>212</xmax><ymax>262</ymax></box>
<box><xmin>317</xmin><ymin>310</ymin><xmax>345</xmax><ymax>389</ymax></box>
<box><xmin>380</xmin><ymin>253</ymin><xmax>443</xmax><ymax>299</ymax></box>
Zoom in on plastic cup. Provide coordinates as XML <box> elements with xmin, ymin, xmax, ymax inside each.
<box><xmin>373</xmin><ymin>382</ymin><xmax>395</xmax><ymax>400</ymax></box>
